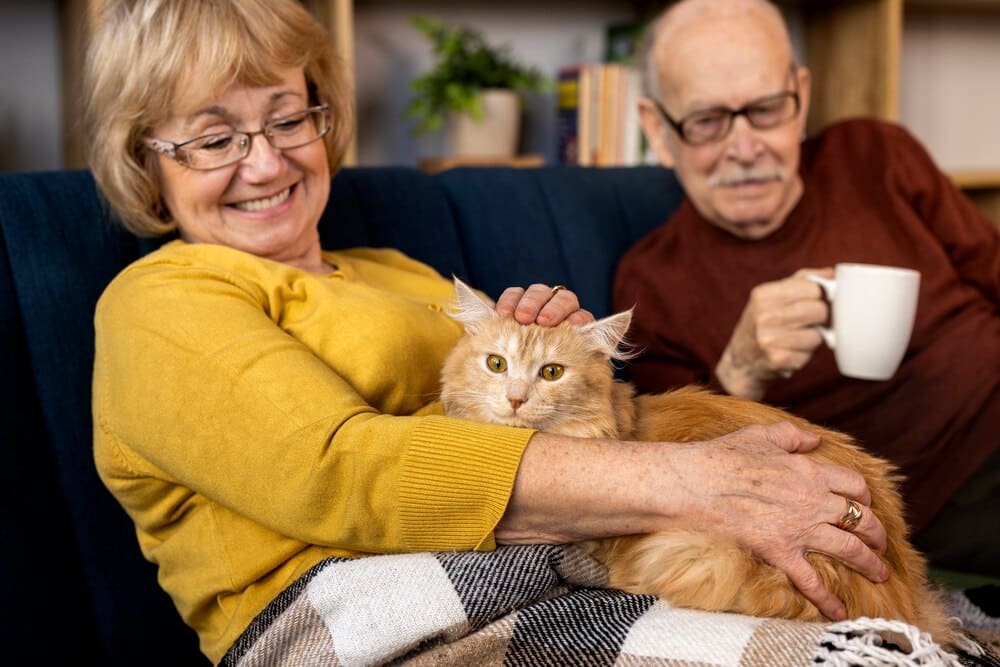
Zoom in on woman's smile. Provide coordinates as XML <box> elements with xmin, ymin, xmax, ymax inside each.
<box><xmin>231</xmin><ymin>185</ymin><xmax>293</xmax><ymax>212</ymax></box>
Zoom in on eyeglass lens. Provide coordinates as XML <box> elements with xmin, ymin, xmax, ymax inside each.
<box><xmin>680</xmin><ymin>93</ymin><xmax>798</xmax><ymax>144</ymax></box>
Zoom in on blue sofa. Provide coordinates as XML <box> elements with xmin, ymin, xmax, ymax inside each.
<box><xmin>0</xmin><ymin>166</ymin><xmax>683</xmax><ymax>665</ymax></box>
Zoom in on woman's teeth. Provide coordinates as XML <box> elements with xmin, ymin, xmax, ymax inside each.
<box><xmin>234</xmin><ymin>187</ymin><xmax>291</xmax><ymax>212</ymax></box>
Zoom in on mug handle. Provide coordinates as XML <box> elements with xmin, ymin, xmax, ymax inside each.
<box><xmin>805</xmin><ymin>274</ymin><xmax>836</xmax><ymax>349</ymax></box>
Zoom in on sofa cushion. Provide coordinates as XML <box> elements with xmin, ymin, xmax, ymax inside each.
<box><xmin>0</xmin><ymin>219</ymin><xmax>105</xmax><ymax>658</ymax></box>
<box><xmin>439</xmin><ymin>166</ymin><xmax>682</xmax><ymax>315</ymax></box>
<box><xmin>323</xmin><ymin>166</ymin><xmax>468</xmax><ymax>281</ymax></box>
<box><xmin>0</xmin><ymin>170</ymin><xmax>203</xmax><ymax>664</ymax></box>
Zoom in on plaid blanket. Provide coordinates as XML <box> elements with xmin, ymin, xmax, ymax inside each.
<box><xmin>222</xmin><ymin>544</ymin><xmax>998</xmax><ymax>667</ymax></box>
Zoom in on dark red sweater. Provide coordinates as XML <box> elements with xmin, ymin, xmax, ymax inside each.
<box><xmin>614</xmin><ymin>118</ymin><xmax>1000</xmax><ymax>532</ymax></box>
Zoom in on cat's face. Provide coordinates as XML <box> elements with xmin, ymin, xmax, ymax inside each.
<box><xmin>440</xmin><ymin>278</ymin><xmax>632</xmax><ymax>434</ymax></box>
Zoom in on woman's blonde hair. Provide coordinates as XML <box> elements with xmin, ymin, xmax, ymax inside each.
<box><xmin>84</xmin><ymin>0</ymin><xmax>354</xmax><ymax>236</ymax></box>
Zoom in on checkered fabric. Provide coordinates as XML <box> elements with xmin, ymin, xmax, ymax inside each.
<box><xmin>221</xmin><ymin>544</ymin><xmax>996</xmax><ymax>667</ymax></box>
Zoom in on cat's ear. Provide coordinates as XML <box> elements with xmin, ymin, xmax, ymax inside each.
<box><xmin>580</xmin><ymin>308</ymin><xmax>637</xmax><ymax>361</ymax></box>
<box><xmin>448</xmin><ymin>276</ymin><xmax>499</xmax><ymax>332</ymax></box>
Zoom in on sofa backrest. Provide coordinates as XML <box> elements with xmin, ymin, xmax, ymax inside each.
<box><xmin>322</xmin><ymin>166</ymin><xmax>682</xmax><ymax>313</ymax></box>
<box><xmin>0</xmin><ymin>165</ymin><xmax>682</xmax><ymax>665</ymax></box>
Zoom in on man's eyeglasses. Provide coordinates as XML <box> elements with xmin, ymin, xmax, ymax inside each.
<box><xmin>653</xmin><ymin>90</ymin><xmax>800</xmax><ymax>146</ymax></box>
<box><xmin>144</xmin><ymin>104</ymin><xmax>330</xmax><ymax>170</ymax></box>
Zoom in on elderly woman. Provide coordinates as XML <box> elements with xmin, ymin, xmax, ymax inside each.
<box><xmin>86</xmin><ymin>0</ymin><xmax>887</xmax><ymax>663</ymax></box>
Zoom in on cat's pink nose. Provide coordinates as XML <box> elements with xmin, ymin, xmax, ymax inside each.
<box><xmin>508</xmin><ymin>397</ymin><xmax>525</xmax><ymax>411</ymax></box>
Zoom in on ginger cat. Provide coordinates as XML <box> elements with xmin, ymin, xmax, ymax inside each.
<box><xmin>439</xmin><ymin>278</ymin><xmax>953</xmax><ymax>643</ymax></box>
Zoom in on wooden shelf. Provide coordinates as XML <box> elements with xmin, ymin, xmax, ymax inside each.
<box><xmin>419</xmin><ymin>154</ymin><xmax>545</xmax><ymax>173</ymax></box>
<box><xmin>948</xmin><ymin>171</ymin><xmax>1000</xmax><ymax>225</ymax></box>
<box><xmin>796</xmin><ymin>0</ymin><xmax>902</xmax><ymax>134</ymax></box>
<box><xmin>302</xmin><ymin>0</ymin><xmax>357</xmax><ymax>166</ymax></box>
<box><xmin>906</xmin><ymin>0</ymin><xmax>1000</xmax><ymax>9</ymax></box>
<box><xmin>950</xmin><ymin>170</ymin><xmax>1000</xmax><ymax>191</ymax></box>
<box><xmin>58</xmin><ymin>0</ymin><xmax>92</xmax><ymax>169</ymax></box>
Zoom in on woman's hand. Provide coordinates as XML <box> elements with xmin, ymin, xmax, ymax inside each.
<box><xmin>716</xmin><ymin>268</ymin><xmax>832</xmax><ymax>399</ymax></box>
<box><xmin>499</xmin><ymin>421</ymin><xmax>888</xmax><ymax>623</ymax></box>
<box><xmin>495</xmin><ymin>283</ymin><xmax>594</xmax><ymax>326</ymax></box>
<box><xmin>671</xmin><ymin>422</ymin><xmax>889</xmax><ymax>621</ymax></box>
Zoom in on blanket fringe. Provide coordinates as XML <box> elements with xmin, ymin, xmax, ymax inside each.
<box><xmin>815</xmin><ymin>617</ymin><xmax>978</xmax><ymax>666</ymax></box>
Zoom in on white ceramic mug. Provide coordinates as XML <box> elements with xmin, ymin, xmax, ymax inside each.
<box><xmin>806</xmin><ymin>263</ymin><xmax>920</xmax><ymax>381</ymax></box>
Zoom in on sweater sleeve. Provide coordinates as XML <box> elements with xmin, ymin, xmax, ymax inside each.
<box><xmin>888</xmin><ymin>123</ymin><xmax>1000</xmax><ymax>307</ymax></box>
<box><xmin>93</xmin><ymin>255</ymin><xmax>533</xmax><ymax>555</ymax></box>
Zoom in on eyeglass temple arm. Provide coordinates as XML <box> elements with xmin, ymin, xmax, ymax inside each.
<box><xmin>651</xmin><ymin>99</ymin><xmax>685</xmax><ymax>135</ymax></box>
<box><xmin>144</xmin><ymin>137</ymin><xmax>177</xmax><ymax>158</ymax></box>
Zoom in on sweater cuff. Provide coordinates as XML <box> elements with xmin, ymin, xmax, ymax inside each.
<box><xmin>398</xmin><ymin>415</ymin><xmax>534</xmax><ymax>552</ymax></box>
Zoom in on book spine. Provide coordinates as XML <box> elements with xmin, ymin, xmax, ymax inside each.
<box><xmin>622</xmin><ymin>67</ymin><xmax>643</xmax><ymax>166</ymax></box>
<box><xmin>581</xmin><ymin>64</ymin><xmax>599</xmax><ymax>166</ymax></box>
<box><xmin>556</xmin><ymin>65</ymin><xmax>581</xmax><ymax>165</ymax></box>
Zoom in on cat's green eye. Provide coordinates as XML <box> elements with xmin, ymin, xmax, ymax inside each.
<box><xmin>486</xmin><ymin>354</ymin><xmax>508</xmax><ymax>373</ymax></box>
<box><xmin>540</xmin><ymin>364</ymin><xmax>564</xmax><ymax>381</ymax></box>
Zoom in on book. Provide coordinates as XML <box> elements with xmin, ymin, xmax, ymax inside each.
<box><xmin>556</xmin><ymin>28</ymin><xmax>647</xmax><ymax>168</ymax></box>
<box><xmin>556</xmin><ymin>65</ymin><xmax>581</xmax><ymax>166</ymax></box>
<box><xmin>578</xmin><ymin>64</ymin><xmax>598</xmax><ymax>166</ymax></box>
<box><xmin>621</xmin><ymin>67</ymin><xmax>643</xmax><ymax>165</ymax></box>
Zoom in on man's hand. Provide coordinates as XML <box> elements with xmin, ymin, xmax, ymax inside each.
<box><xmin>715</xmin><ymin>268</ymin><xmax>832</xmax><ymax>399</ymax></box>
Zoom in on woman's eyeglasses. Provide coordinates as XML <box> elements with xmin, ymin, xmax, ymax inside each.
<box><xmin>144</xmin><ymin>104</ymin><xmax>330</xmax><ymax>170</ymax></box>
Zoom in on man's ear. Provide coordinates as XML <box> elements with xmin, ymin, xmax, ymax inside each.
<box><xmin>796</xmin><ymin>65</ymin><xmax>812</xmax><ymax>134</ymax></box>
<box><xmin>638</xmin><ymin>98</ymin><xmax>677</xmax><ymax>169</ymax></box>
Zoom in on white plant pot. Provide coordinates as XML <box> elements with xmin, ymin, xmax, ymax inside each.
<box><xmin>448</xmin><ymin>88</ymin><xmax>521</xmax><ymax>158</ymax></box>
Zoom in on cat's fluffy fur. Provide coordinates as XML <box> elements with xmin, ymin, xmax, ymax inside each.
<box><xmin>440</xmin><ymin>278</ymin><xmax>954</xmax><ymax>643</ymax></box>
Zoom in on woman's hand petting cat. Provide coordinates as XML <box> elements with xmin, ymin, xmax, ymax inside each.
<box><xmin>495</xmin><ymin>283</ymin><xmax>595</xmax><ymax>326</ymax></box>
<box><xmin>675</xmin><ymin>421</ymin><xmax>889</xmax><ymax>621</ymax></box>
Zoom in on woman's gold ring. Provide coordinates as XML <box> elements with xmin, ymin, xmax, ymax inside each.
<box><xmin>551</xmin><ymin>284</ymin><xmax>567</xmax><ymax>296</ymax></box>
<box><xmin>836</xmin><ymin>499</ymin><xmax>864</xmax><ymax>532</ymax></box>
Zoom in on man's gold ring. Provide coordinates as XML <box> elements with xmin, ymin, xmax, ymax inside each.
<box><xmin>836</xmin><ymin>499</ymin><xmax>864</xmax><ymax>532</ymax></box>
<box><xmin>550</xmin><ymin>285</ymin><xmax>567</xmax><ymax>296</ymax></box>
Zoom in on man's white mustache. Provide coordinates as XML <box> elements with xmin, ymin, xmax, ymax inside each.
<box><xmin>709</xmin><ymin>167</ymin><xmax>783</xmax><ymax>187</ymax></box>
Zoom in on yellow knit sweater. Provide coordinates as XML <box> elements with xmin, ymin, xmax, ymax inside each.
<box><xmin>92</xmin><ymin>240</ymin><xmax>535</xmax><ymax>664</ymax></box>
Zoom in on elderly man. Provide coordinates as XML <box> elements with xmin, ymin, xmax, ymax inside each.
<box><xmin>614</xmin><ymin>0</ymin><xmax>999</xmax><ymax>576</ymax></box>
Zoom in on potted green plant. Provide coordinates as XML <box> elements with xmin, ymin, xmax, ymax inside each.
<box><xmin>404</xmin><ymin>16</ymin><xmax>550</xmax><ymax>157</ymax></box>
